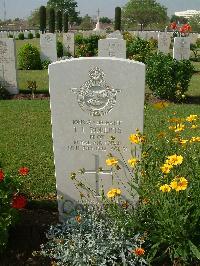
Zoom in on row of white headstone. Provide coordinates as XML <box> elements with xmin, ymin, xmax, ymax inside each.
<box><xmin>40</xmin><ymin>31</ymin><xmax>192</xmax><ymax>62</ymax></box>
<box><xmin>0</xmin><ymin>31</ymin><xmax>194</xmax><ymax>95</ymax></box>
<box><xmin>0</xmin><ymin>30</ymin><xmax>36</xmax><ymax>39</ymax></box>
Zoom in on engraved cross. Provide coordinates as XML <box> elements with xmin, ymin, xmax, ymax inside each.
<box><xmin>84</xmin><ymin>154</ymin><xmax>112</xmax><ymax>196</ymax></box>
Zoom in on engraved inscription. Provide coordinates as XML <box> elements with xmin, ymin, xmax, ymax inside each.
<box><xmin>71</xmin><ymin>67</ymin><xmax>120</xmax><ymax>116</ymax></box>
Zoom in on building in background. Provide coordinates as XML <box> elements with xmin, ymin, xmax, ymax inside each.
<box><xmin>175</xmin><ymin>10</ymin><xmax>200</xmax><ymax>19</ymax></box>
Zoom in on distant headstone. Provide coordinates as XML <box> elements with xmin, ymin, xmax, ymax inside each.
<box><xmin>49</xmin><ymin>57</ymin><xmax>145</xmax><ymax>220</ymax></box>
<box><xmin>63</xmin><ymin>32</ymin><xmax>75</xmax><ymax>56</ymax></box>
<box><xmin>0</xmin><ymin>38</ymin><xmax>18</xmax><ymax>94</ymax></box>
<box><xmin>98</xmin><ymin>38</ymin><xmax>126</xmax><ymax>58</ymax></box>
<box><xmin>40</xmin><ymin>33</ymin><xmax>57</xmax><ymax>62</ymax></box>
<box><xmin>138</xmin><ymin>31</ymin><xmax>147</xmax><ymax>40</ymax></box>
<box><xmin>30</xmin><ymin>30</ymin><xmax>36</xmax><ymax>38</ymax></box>
<box><xmin>190</xmin><ymin>33</ymin><xmax>198</xmax><ymax>44</ymax></box>
<box><xmin>107</xmin><ymin>30</ymin><xmax>123</xmax><ymax>40</ymax></box>
<box><xmin>158</xmin><ymin>32</ymin><xmax>171</xmax><ymax>54</ymax></box>
<box><xmin>24</xmin><ymin>30</ymin><xmax>29</xmax><ymax>39</ymax></box>
<box><xmin>173</xmin><ymin>37</ymin><xmax>190</xmax><ymax>60</ymax></box>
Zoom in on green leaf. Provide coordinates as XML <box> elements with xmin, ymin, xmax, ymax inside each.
<box><xmin>189</xmin><ymin>240</ymin><xmax>200</xmax><ymax>260</ymax></box>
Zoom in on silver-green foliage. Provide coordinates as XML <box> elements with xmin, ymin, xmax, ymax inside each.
<box><xmin>39</xmin><ymin>206</ymin><xmax>147</xmax><ymax>265</ymax></box>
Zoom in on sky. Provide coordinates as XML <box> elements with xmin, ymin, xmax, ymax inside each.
<box><xmin>0</xmin><ymin>0</ymin><xmax>200</xmax><ymax>20</ymax></box>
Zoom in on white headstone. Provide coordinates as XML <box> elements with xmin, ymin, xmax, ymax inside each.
<box><xmin>173</xmin><ymin>37</ymin><xmax>190</xmax><ymax>60</ymax></box>
<box><xmin>107</xmin><ymin>30</ymin><xmax>123</xmax><ymax>40</ymax></box>
<box><xmin>0</xmin><ymin>38</ymin><xmax>18</xmax><ymax>94</ymax></box>
<box><xmin>40</xmin><ymin>33</ymin><xmax>57</xmax><ymax>62</ymax></box>
<box><xmin>24</xmin><ymin>30</ymin><xmax>29</xmax><ymax>39</ymax></box>
<box><xmin>158</xmin><ymin>32</ymin><xmax>171</xmax><ymax>54</ymax></box>
<box><xmin>98</xmin><ymin>38</ymin><xmax>126</xmax><ymax>58</ymax></box>
<box><xmin>138</xmin><ymin>31</ymin><xmax>147</xmax><ymax>40</ymax></box>
<box><xmin>190</xmin><ymin>33</ymin><xmax>198</xmax><ymax>45</ymax></box>
<box><xmin>63</xmin><ymin>32</ymin><xmax>75</xmax><ymax>56</ymax></box>
<box><xmin>49</xmin><ymin>57</ymin><xmax>145</xmax><ymax>219</ymax></box>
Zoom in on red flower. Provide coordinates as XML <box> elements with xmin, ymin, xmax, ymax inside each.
<box><xmin>180</xmin><ymin>24</ymin><xmax>192</xmax><ymax>33</ymax></box>
<box><xmin>170</xmin><ymin>22</ymin><xmax>177</xmax><ymax>30</ymax></box>
<box><xmin>0</xmin><ymin>169</ymin><xmax>4</xmax><ymax>182</ymax></box>
<box><xmin>18</xmin><ymin>167</ymin><xmax>29</xmax><ymax>176</ymax></box>
<box><xmin>12</xmin><ymin>195</ymin><xmax>27</xmax><ymax>209</ymax></box>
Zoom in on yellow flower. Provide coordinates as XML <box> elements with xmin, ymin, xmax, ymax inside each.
<box><xmin>107</xmin><ymin>188</ymin><xmax>121</xmax><ymax>198</ymax></box>
<box><xmin>106</xmin><ymin>157</ymin><xmax>118</xmax><ymax>166</ymax></box>
<box><xmin>160</xmin><ymin>184</ymin><xmax>171</xmax><ymax>192</ymax></box>
<box><xmin>107</xmin><ymin>190</ymin><xmax>115</xmax><ymax>198</ymax></box>
<box><xmin>153</xmin><ymin>101</ymin><xmax>169</xmax><ymax>110</ymax></box>
<box><xmin>191</xmin><ymin>125</ymin><xmax>198</xmax><ymax>129</ymax></box>
<box><xmin>174</xmin><ymin>123</ymin><xmax>185</xmax><ymax>132</ymax></box>
<box><xmin>166</xmin><ymin>154</ymin><xmax>183</xmax><ymax>166</ymax></box>
<box><xmin>170</xmin><ymin>180</ymin><xmax>178</xmax><ymax>190</ymax></box>
<box><xmin>169</xmin><ymin>123</ymin><xmax>185</xmax><ymax>132</ymax></box>
<box><xmin>170</xmin><ymin>177</ymin><xmax>188</xmax><ymax>192</ymax></box>
<box><xmin>128</xmin><ymin>157</ymin><xmax>139</xmax><ymax>168</ymax></box>
<box><xmin>129</xmin><ymin>134</ymin><xmax>140</xmax><ymax>144</ymax></box>
<box><xmin>179</xmin><ymin>139</ymin><xmax>188</xmax><ymax>145</ymax></box>
<box><xmin>186</xmin><ymin>115</ymin><xmax>198</xmax><ymax>123</ymax></box>
<box><xmin>160</xmin><ymin>164</ymin><xmax>173</xmax><ymax>174</ymax></box>
<box><xmin>190</xmin><ymin>137</ymin><xmax>200</xmax><ymax>143</ymax></box>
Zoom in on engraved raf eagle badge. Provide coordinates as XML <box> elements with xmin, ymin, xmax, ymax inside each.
<box><xmin>71</xmin><ymin>67</ymin><xmax>120</xmax><ymax>117</ymax></box>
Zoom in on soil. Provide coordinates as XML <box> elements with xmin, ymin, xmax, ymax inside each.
<box><xmin>10</xmin><ymin>94</ymin><xmax>50</xmax><ymax>100</ymax></box>
<box><xmin>0</xmin><ymin>208</ymin><xmax>59</xmax><ymax>266</ymax></box>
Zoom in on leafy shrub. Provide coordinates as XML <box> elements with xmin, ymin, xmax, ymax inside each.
<box><xmin>35</xmin><ymin>32</ymin><xmax>40</xmax><ymax>38</ymax></box>
<box><xmin>127</xmin><ymin>37</ymin><xmax>151</xmax><ymax>63</ymax></box>
<box><xmin>42</xmin><ymin>60</ymin><xmax>51</xmax><ymax>69</ymax></box>
<box><xmin>57</xmin><ymin>41</ymin><xmax>63</xmax><ymax>58</ymax></box>
<box><xmin>8</xmin><ymin>34</ymin><xmax>13</xmax><ymax>38</ymax></box>
<box><xmin>0</xmin><ymin>83</ymin><xmax>10</xmax><ymax>100</ymax></box>
<box><xmin>18</xmin><ymin>43</ymin><xmax>42</xmax><ymax>70</ymax></box>
<box><xmin>146</xmin><ymin>53</ymin><xmax>194</xmax><ymax>100</ymax></box>
<box><xmin>196</xmin><ymin>38</ymin><xmax>200</xmax><ymax>48</ymax></box>
<box><xmin>39</xmin><ymin>206</ymin><xmax>147</xmax><ymax>265</ymax></box>
<box><xmin>75</xmin><ymin>35</ymin><xmax>101</xmax><ymax>57</ymax></box>
<box><xmin>0</xmin><ymin>168</ymin><xmax>28</xmax><ymax>251</ymax></box>
<box><xmin>148</xmin><ymin>38</ymin><xmax>158</xmax><ymax>49</ymax></box>
<box><xmin>18</xmin><ymin>33</ymin><xmax>24</xmax><ymax>40</ymax></box>
<box><xmin>28</xmin><ymin>32</ymin><xmax>33</xmax><ymax>39</ymax></box>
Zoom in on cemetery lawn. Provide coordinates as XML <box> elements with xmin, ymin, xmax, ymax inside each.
<box><xmin>18</xmin><ymin>69</ymin><xmax>49</xmax><ymax>92</ymax></box>
<box><xmin>0</xmin><ymin>100</ymin><xmax>200</xmax><ymax>200</ymax></box>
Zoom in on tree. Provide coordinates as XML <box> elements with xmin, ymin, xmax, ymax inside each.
<box><xmin>56</xmin><ymin>10</ymin><xmax>63</xmax><ymax>32</ymax></box>
<box><xmin>115</xmin><ymin>7</ymin><xmax>122</xmax><ymax>31</ymax></box>
<box><xmin>39</xmin><ymin>6</ymin><xmax>46</xmax><ymax>33</ymax></box>
<box><xmin>189</xmin><ymin>15</ymin><xmax>200</xmax><ymax>32</ymax></box>
<box><xmin>99</xmin><ymin>17</ymin><xmax>112</xmax><ymax>24</ymax></box>
<box><xmin>49</xmin><ymin>8</ymin><xmax>55</xmax><ymax>33</ymax></box>
<box><xmin>47</xmin><ymin>0</ymin><xmax>79</xmax><ymax>23</ymax></box>
<box><xmin>28</xmin><ymin>8</ymin><xmax>40</xmax><ymax>27</ymax></box>
<box><xmin>123</xmin><ymin>0</ymin><xmax>168</xmax><ymax>31</ymax></box>
<box><xmin>63</xmin><ymin>12</ymin><xmax>69</xmax><ymax>32</ymax></box>
<box><xmin>79</xmin><ymin>14</ymin><xmax>93</xmax><ymax>30</ymax></box>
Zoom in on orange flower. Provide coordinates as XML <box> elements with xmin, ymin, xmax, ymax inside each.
<box><xmin>75</xmin><ymin>215</ymin><xmax>81</xmax><ymax>223</ymax></box>
<box><xmin>0</xmin><ymin>169</ymin><xmax>5</xmax><ymax>182</ymax></box>
<box><xmin>133</xmin><ymin>247</ymin><xmax>145</xmax><ymax>256</ymax></box>
<box><xmin>18</xmin><ymin>167</ymin><xmax>29</xmax><ymax>176</ymax></box>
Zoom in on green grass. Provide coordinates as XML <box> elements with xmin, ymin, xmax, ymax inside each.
<box><xmin>0</xmin><ymin>100</ymin><xmax>200</xmax><ymax>199</ymax></box>
<box><xmin>0</xmin><ymin>100</ymin><xmax>55</xmax><ymax>198</ymax></box>
<box><xmin>18</xmin><ymin>70</ymin><xmax>49</xmax><ymax>92</ymax></box>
